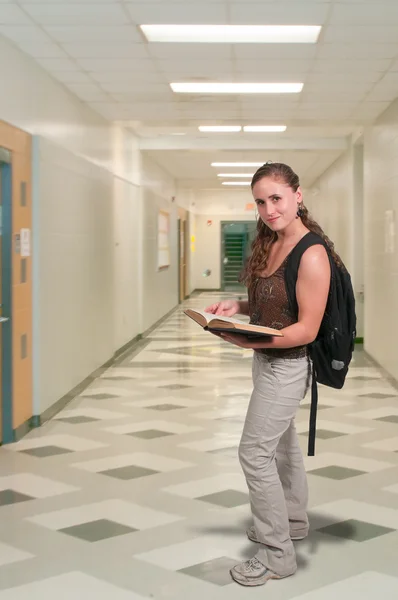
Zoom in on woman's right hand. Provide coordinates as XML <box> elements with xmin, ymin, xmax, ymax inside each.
<box><xmin>204</xmin><ymin>299</ymin><xmax>240</xmax><ymax>317</ymax></box>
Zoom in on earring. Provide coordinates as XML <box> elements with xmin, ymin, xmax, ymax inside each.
<box><xmin>296</xmin><ymin>204</ymin><xmax>305</xmax><ymax>218</ymax></box>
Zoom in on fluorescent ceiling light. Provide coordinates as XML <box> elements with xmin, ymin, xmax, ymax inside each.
<box><xmin>218</xmin><ymin>173</ymin><xmax>254</xmax><ymax>178</ymax></box>
<box><xmin>199</xmin><ymin>125</ymin><xmax>241</xmax><ymax>132</ymax></box>
<box><xmin>171</xmin><ymin>82</ymin><xmax>303</xmax><ymax>94</ymax></box>
<box><xmin>222</xmin><ymin>181</ymin><xmax>251</xmax><ymax>186</ymax></box>
<box><xmin>140</xmin><ymin>25</ymin><xmax>321</xmax><ymax>44</ymax></box>
<box><xmin>244</xmin><ymin>125</ymin><xmax>287</xmax><ymax>132</ymax></box>
<box><xmin>212</xmin><ymin>162</ymin><xmax>263</xmax><ymax>167</ymax></box>
<box><xmin>171</xmin><ymin>132</ymin><xmax>186</xmax><ymax>136</ymax></box>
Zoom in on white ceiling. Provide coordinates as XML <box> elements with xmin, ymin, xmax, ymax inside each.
<box><xmin>2</xmin><ymin>0</ymin><xmax>398</xmax><ymax>189</ymax></box>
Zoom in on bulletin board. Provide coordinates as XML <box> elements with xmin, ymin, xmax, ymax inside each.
<box><xmin>157</xmin><ymin>210</ymin><xmax>170</xmax><ymax>270</ymax></box>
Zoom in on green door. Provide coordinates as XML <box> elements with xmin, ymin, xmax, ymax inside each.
<box><xmin>0</xmin><ymin>148</ymin><xmax>13</xmax><ymax>444</ymax></box>
<box><xmin>221</xmin><ymin>221</ymin><xmax>257</xmax><ymax>291</ymax></box>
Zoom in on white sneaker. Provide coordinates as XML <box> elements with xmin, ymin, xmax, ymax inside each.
<box><xmin>230</xmin><ymin>557</ymin><xmax>281</xmax><ymax>587</ymax></box>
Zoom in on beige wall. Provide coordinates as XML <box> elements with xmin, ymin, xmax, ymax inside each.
<box><xmin>363</xmin><ymin>100</ymin><xmax>398</xmax><ymax>380</ymax></box>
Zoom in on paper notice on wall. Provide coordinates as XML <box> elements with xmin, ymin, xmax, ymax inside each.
<box><xmin>384</xmin><ymin>210</ymin><xmax>396</xmax><ymax>255</ymax></box>
<box><xmin>20</xmin><ymin>228</ymin><xmax>31</xmax><ymax>257</ymax></box>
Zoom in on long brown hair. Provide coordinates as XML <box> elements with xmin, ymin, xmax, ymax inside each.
<box><xmin>240</xmin><ymin>162</ymin><xmax>342</xmax><ymax>286</ymax></box>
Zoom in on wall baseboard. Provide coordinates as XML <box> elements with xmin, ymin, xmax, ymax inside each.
<box><xmin>8</xmin><ymin>305</ymin><xmax>180</xmax><ymax>445</ymax></box>
<box><xmin>355</xmin><ymin>337</ymin><xmax>364</xmax><ymax>344</ymax></box>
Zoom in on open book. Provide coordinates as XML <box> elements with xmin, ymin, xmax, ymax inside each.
<box><xmin>184</xmin><ymin>309</ymin><xmax>283</xmax><ymax>339</ymax></box>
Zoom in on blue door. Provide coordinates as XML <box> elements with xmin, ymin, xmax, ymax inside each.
<box><xmin>0</xmin><ymin>148</ymin><xmax>13</xmax><ymax>444</ymax></box>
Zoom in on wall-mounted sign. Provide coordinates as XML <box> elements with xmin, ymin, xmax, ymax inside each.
<box><xmin>21</xmin><ymin>228</ymin><xmax>31</xmax><ymax>257</ymax></box>
<box><xmin>207</xmin><ymin>220</ymin><xmax>213</xmax><ymax>226</ymax></box>
<box><xmin>245</xmin><ymin>203</ymin><xmax>255</xmax><ymax>211</ymax></box>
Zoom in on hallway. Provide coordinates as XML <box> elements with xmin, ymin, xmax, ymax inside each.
<box><xmin>0</xmin><ymin>292</ymin><xmax>398</xmax><ymax>599</ymax></box>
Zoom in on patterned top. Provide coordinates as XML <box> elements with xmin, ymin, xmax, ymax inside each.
<box><xmin>248</xmin><ymin>256</ymin><xmax>308</xmax><ymax>358</ymax></box>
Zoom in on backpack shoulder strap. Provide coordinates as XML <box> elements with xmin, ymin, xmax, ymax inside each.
<box><xmin>285</xmin><ymin>231</ymin><xmax>327</xmax><ymax>319</ymax></box>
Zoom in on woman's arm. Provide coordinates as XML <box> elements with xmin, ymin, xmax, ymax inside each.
<box><xmin>237</xmin><ymin>300</ymin><xmax>249</xmax><ymax>316</ymax></box>
<box><xmin>220</xmin><ymin>245</ymin><xmax>331</xmax><ymax>349</ymax></box>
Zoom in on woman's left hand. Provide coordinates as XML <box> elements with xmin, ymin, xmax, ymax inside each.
<box><xmin>217</xmin><ymin>332</ymin><xmax>260</xmax><ymax>349</ymax></box>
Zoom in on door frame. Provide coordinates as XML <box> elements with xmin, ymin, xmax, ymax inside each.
<box><xmin>220</xmin><ymin>221</ymin><xmax>255</xmax><ymax>291</ymax></box>
<box><xmin>0</xmin><ymin>154</ymin><xmax>13</xmax><ymax>444</ymax></box>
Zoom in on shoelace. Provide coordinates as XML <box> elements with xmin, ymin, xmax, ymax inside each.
<box><xmin>245</xmin><ymin>558</ymin><xmax>263</xmax><ymax>573</ymax></box>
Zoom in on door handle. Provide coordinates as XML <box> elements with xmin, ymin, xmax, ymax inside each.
<box><xmin>0</xmin><ymin>317</ymin><xmax>9</xmax><ymax>323</ymax></box>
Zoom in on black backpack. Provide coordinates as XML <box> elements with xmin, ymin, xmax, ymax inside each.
<box><xmin>285</xmin><ymin>232</ymin><xmax>357</xmax><ymax>456</ymax></box>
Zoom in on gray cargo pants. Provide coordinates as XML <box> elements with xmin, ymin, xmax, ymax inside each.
<box><xmin>239</xmin><ymin>351</ymin><xmax>311</xmax><ymax>577</ymax></box>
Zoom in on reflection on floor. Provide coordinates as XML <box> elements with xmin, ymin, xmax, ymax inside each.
<box><xmin>1</xmin><ymin>292</ymin><xmax>398</xmax><ymax>599</ymax></box>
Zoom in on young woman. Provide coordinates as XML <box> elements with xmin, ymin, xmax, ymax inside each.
<box><xmin>205</xmin><ymin>162</ymin><xmax>335</xmax><ymax>587</ymax></box>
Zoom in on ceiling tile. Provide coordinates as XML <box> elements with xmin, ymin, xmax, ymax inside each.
<box><xmin>51</xmin><ymin>71</ymin><xmax>94</xmax><ymax>84</ymax></box>
<box><xmin>0</xmin><ymin>25</ymin><xmax>53</xmax><ymax>44</ymax></box>
<box><xmin>65</xmin><ymin>83</ymin><xmax>111</xmax><ymax>102</ymax></box>
<box><xmin>35</xmin><ymin>58</ymin><xmax>80</xmax><ymax>72</ymax></box>
<box><xmin>147</xmin><ymin>44</ymin><xmax>233</xmax><ymax>60</ymax></box>
<box><xmin>43</xmin><ymin>25</ymin><xmax>142</xmax><ymax>43</ymax></box>
<box><xmin>229</xmin><ymin>2</ymin><xmax>329</xmax><ymax>24</ymax></box>
<box><xmin>90</xmin><ymin>71</ymin><xmax>163</xmax><ymax>84</ymax></box>
<box><xmin>312</xmin><ymin>59</ymin><xmax>390</xmax><ymax>73</ymax></box>
<box><xmin>318</xmin><ymin>43</ymin><xmax>398</xmax><ymax>59</ymax></box>
<box><xmin>0</xmin><ymin>4</ymin><xmax>32</xmax><ymax>24</ymax></box>
<box><xmin>62</xmin><ymin>43</ymin><xmax>150</xmax><ymax>59</ymax></box>
<box><xmin>234</xmin><ymin>45</ymin><xmax>317</xmax><ymax>59</ymax></box>
<box><xmin>126</xmin><ymin>3</ymin><xmax>228</xmax><ymax>24</ymax></box>
<box><xmin>331</xmin><ymin>4</ymin><xmax>398</xmax><ymax>25</ymax></box>
<box><xmin>324</xmin><ymin>25</ymin><xmax>398</xmax><ymax>44</ymax></box>
<box><xmin>13</xmin><ymin>42</ymin><xmax>68</xmax><ymax>58</ymax></box>
<box><xmin>100</xmin><ymin>82</ymin><xmax>171</xmax><ymax>94</ymax></box>
<box><xmin>75</xmin><ymin>58</ymin><xmax>157</xmax><ymax>72</ymax></box>
<box><xmin>21</xmin><ymin>3</ymin><xmax>129</xmax><ymax>25</ymax></box>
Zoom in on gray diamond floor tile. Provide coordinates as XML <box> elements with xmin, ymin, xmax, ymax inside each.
<box><xmin>59</xmin><ymin>519</ymin><xmax>137</xmax><ymax>542</ymax></box>
<box><xmin>158</xmin><ymin>384</ymin><xmax>192</xmax><ymax>390</ymax></box>
<box><xmin>376</xmin><ymin>415</ymin><xmax>398</xmax><ymax>423</ymax></box>
<box><xmin>197</xmin><ymin>489</ymin><xmax>249</xmax><ymax>508</ymax></box>
<box><xmin>360</xmin><ymin>393</ymin><xmax>398</xmax><ymax>399</ymax></box>
<box><xmin>318</xmin><ymin>519</ymin><xmax>396</xmax><ymax>542</ymax></box>
<box><xmin>57</xmin><ymin>416</ymin><xmax>99</xmax><ymax>424</ymax></box>
<box><xmin>309</xmin><ymin>466</ymin><xmax>367</xmax><ymax>480</ymax></box>
<box><xmin>300</xmin><ymin>430</ymin><xmax>346</xmax><ymax>440</ymax></box>
<box><xmin>179</xmin><ymin>557</ymin><xmax>237</xmax><ymax>586</ymax></box>
<box><xmin>101</xmin><ymin>465</ymin><xmax>159</xmax><ymax>480</ymax></box>
<box><xmin>21</xmin><ymin>445</ymin><xmax>73</xmax><ymax>458</ymax></box>
<box><xmin>148</xmin><ymin>404</ymin><xmax>186</xmax><ymax>411</ymax></box>
<box><xmin>81</xmin><ymin>393</ymin><xmax>119</xmax><ymax>400</ymax></box>
<box><xmin>129</xmin><ymin>430</ymin><xmax>174</xmax><ymax>440</ymax></box>
<box><xmin>0</xmin><ymin>489</ymin><xmax>35</xmax><ymax>506</ymax></box>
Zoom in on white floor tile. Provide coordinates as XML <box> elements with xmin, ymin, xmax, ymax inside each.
<box><xmin>304</xmin><ymin>452</ymin><xmax>393</xmax><ymax>473</ymax></box>
<box><xmin>311</xmin><ymin>499</ymin><xmax>398</xmax><ymax>529</ymax></box>
<box><xmin>0</xmin><ymin>542</ymin><xmax>34</xmax><ymax>567</ymax></box>
<box><xmin>164</xmin><ymin>474</ymin><xmax>248</xmax><ymax>498</ymax></box>
<box><xmin>348</xmin><ymin>407</ymin><xmax>398</xmax><ymax>420</ymax></box>
<box><xmin>363</xmin><ymin>436</ymin><xmax>398</xmax><ymax>451</ymax></box>
<box><xmin>6</xmin><ymin>435</ymin><xmax>106</xmax><ymax>452</ymax></box>
<box><xmin>0</xmin><ymin>474</ymin><xmax>79</xmax><ymax>498</ymax></box>
<box><xmin>0</xmin><ymin>572</ymin><xmax>145</xmax><ymax>599</ymax></box>
<box><xmin>290</xmin><ymin>571</ymin><xmax>398</xmax><ymax>600</ymax></box>
<box><xmin>28</xmin><ymin>499</ymin><xmax>183</xmax><ymax>530</ymax></box>
<box><xmin>72</xmin><ymin>452</ymin><xmax>192</xmax><ymax>473</ymax></box>
<box><xmin>103</xmin><ymin>421</ymin><xmax>202</xmax><ymax>436</ymax></box>
<box><xmin>296</xmin><ymin>420</ymin><xmax>372</xmax><ymax>435</ymax></box>
<box><xmin>53</xmin><ymin>408</ymin><xmax>130</xmax><ymax>421</ymax></box>
<box><xmin>135</xmin><ymin>536</ymin><xmax>237</xmax><ymax>570</ymax></box>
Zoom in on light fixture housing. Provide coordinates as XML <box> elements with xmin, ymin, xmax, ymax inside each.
<box><xmin>243</xmin><ymin>125</ymin><xmax>287</xmax><ymax>132</ymax></box>
<box><xmin>217</xmin><ymin>173</ymin><xmax>254</xmax><ymax>178</ymax></box>
<box><xmin>171</xmin><ymin>82</ymin><xmax>303</xmax><ymax>94</ymax></box>
<box><xmin>140</xmin><ymin>25</ymin><xmax>321</xmax><ymax>44</ymax></box>
<box><xmin>212</xmin><ymin>162</ymin><xmax>263</xmax><ymax>168</ymax></box>
<box><xmin>222</xmin><ymin>181</ymin><xmax>252</xmax><ymax>186</ymax></box>
<box><xmin>199</xmin><ymin>125</ymin><xmax>242</xmax><ymax>132</ymax></box>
